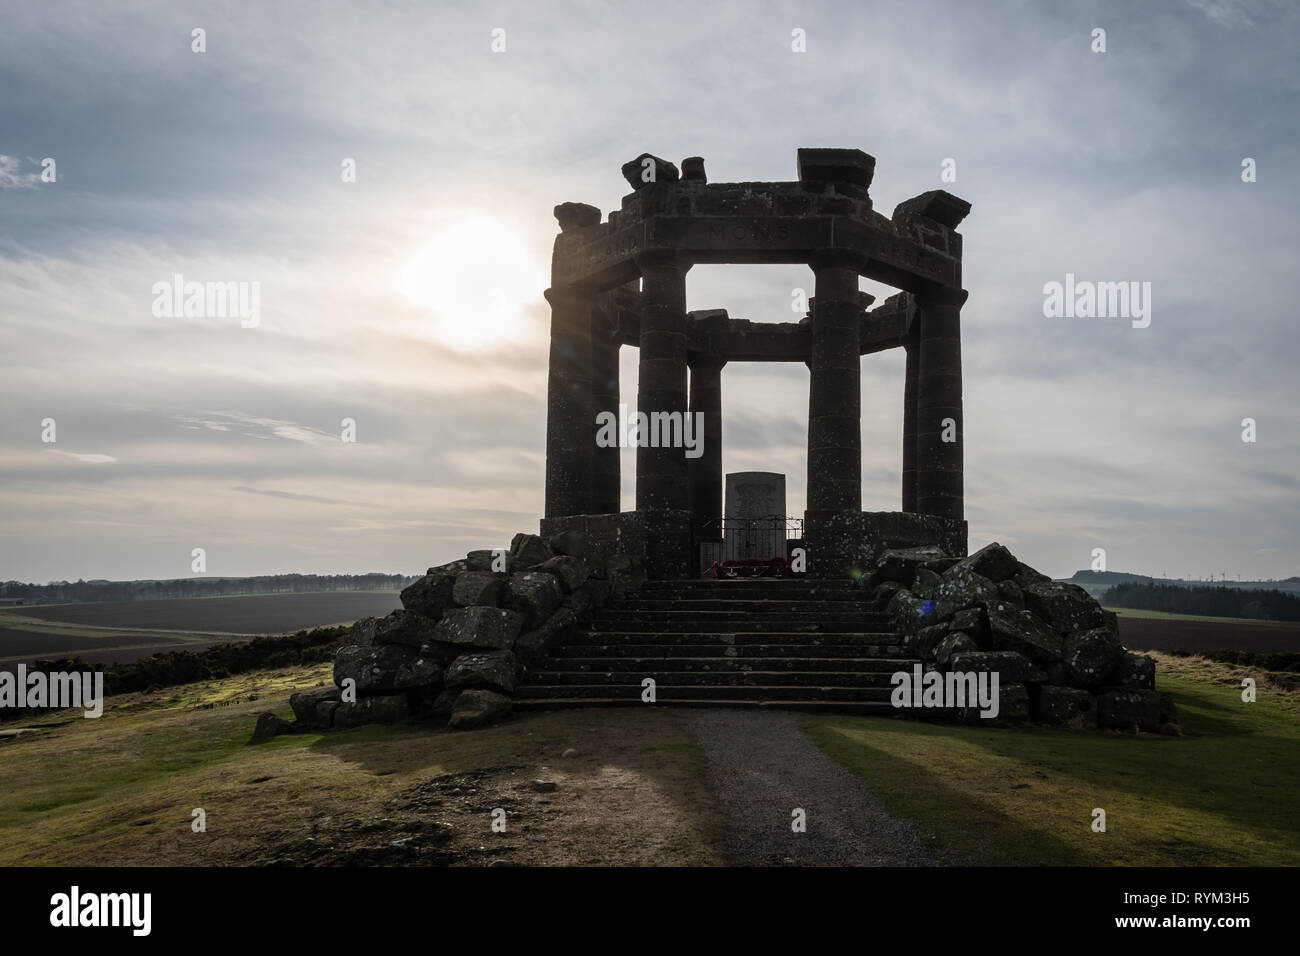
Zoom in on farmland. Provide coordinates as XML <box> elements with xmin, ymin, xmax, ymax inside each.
<box><xmin>1117</xmin><ymin>614</ymin><xmax>1300</xmax><ymax>653</ymax></box>
<box><xmin>0</xmin><ymin>591</ymin><xmax>402</xmax><ymax>670</ymax></box>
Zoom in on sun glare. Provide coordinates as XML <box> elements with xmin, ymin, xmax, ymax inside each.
<box><xmin>397</xmin><ymin>215</ymin><xmax>547</xmax><ymax>350</ymax></box>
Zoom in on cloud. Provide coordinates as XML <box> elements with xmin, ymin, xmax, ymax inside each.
<box><xmin>47</xmin><ymin>449</ymin><xmax>116</xmax><ymax>464</ymax></box>
<box><xmin>0</xmin><ymin>155</ymin><xmax>39</xmax><ymax>190</ymax></box>
<box><xmin>0</xmin><ymin>0</ymin><xmax>1296</xmax><ymax>582</ymax></box>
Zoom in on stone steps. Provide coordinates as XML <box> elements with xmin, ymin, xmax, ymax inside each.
<box><xmin>528</xmin><ymin>669</ymin><xmax>899</xmax><ymax>687</ymax></box>
<box><xmin>567</xmin><ymin>630</ymin><xmax>897</xmax><ymax>646</ymax></box>
<box><xmin>608</xmin><ymin>598</ymin><xmax>880</xmax><ymax>613</ymax></box>
<box><xmin>516</xmin><ymin>683</ymin><xmax>897</xmax><ymax>702</ymax></box>
<box><xmin>589</xmin><ymin>616</ymin><xmax>891</xmax><ymax>632</ymax></box>
<box><xmin>520</xmin><ymin>578</ymin><xmax>916</xmax><ymax>713</ymax></box>
<box><xmin>513</xmin><ymin>698</ymin><xmax>898</xmax><ymax>714</ymax></box>
<box><xmin>543</xmin><ymin>654</ymin><xmax>909</xmax><ymax>671</ymax></box>
<box><xmin>550</xmin><ymin>643</ymin><xmax>906</xmax><ymax>658</ymax></box>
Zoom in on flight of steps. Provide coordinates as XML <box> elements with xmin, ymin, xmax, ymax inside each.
<box><xmin>515</xmin><ymin>577</ymin><xmax>916</xmax><ymax>714</ymax></box>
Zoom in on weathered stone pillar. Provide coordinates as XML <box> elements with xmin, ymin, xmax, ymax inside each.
<box><xmin>688</xmin><ymin>357</ymin><xmax>724</xmax><ymax>538</ymax></box>
<box><xmin>590</xmin><ymin>325</ymin><xmax>621</xmax><ymax>514</ymax></box>
<box><xmin>543</xmin><ymin>285</ymin><xmax>595</xmax><ymax>518</ymax></box>
<box><xmin>902</xmin><ymin>329</ymin><xmax>919</xmax><ymax>513</ymax></box>
<box><xmin>914</xmin><ymin>287</ymin><xmax>968</xmax><ymax>520</ymax></box>
<box><xmin>634</xmin><ymin>250</ymin><xmax>692</xmax><ymax>512</ymax></box>
<box><xmin>806</xmin><ymin>249</ymin><xmax>865</xmax><ymax>516</ymax></box>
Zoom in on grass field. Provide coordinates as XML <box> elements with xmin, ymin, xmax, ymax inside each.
<box><xmin>1108</xmin><ymin>606</ymin><xmax>1282</xmax><ymax>624</ymax></box>
<box><xmin>802</xmin><ymin>652</ymin><xmax>1300</xmax><ymax>866</ymax></box>
<box><xmin>0</xmin><ymin>663</ymin><xmax>724</xmax><ymax>867</ymax></box>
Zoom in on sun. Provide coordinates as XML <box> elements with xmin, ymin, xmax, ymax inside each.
<box><xmin>397</xmin><ymin>214</ymin><xmax>547</xmax><ymax>350</ymax></box>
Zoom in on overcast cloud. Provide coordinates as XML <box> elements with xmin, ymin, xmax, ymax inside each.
<box><xmin>1</xmin><ymin>0</ymin><xmax>1297</xmax><ymax>582</ymax></box>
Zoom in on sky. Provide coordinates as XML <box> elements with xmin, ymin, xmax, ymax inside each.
<box><xmin>1</xmin><ymin>0</ymin><xmax>1297</xmax><ymax>583</ymax></box>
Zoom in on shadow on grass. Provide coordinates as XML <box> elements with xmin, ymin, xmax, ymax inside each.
<box><xmin>802</xmin><ymin>674</ymin><xmax>1300</xmax><ymax>866</ymax></box>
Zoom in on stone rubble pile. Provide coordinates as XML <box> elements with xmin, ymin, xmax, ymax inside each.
<box><xmin>865</xmin><ymin>542</ymin><xmax>1178</xmax><ymax>731</ymax></box>
<box><xmin>283</xmin><ymin>531</ymin><xmax>643</xmax><ymax>732</ymax></box>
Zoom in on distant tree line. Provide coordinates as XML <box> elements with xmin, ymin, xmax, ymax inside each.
<box><xmin>0</xmin><ymin>573</ymin><xmax>420</xmax><ymax>604</ymax></box>
<box><xmin>1</xmin><ymin>624</ymin><xmax>349</xmax><ymax>723</ymax></box>
<box><xmin>1102</xmin><ymin>582</ymin><xmax>1300</xmax><ymax>622</ymax></box>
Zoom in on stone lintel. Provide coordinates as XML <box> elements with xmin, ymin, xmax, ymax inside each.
<box><xmin>554</xmin><ymin>202</ymin><xmax>602</xmax><ymax>232</ymax></box>
<box><xmin>891</xmin><ymin>189</ymin><xmax>971</xmax><ymax>230</ymax></box>
<box><xmin>621</xmin><ymin>153</ymin><xmax>680</xmax><ymax>191</ymax></box>
<box><xmin>796</xmin><ymin>148</ymin><xmax>877</xmax><ymax>189</ymax></box>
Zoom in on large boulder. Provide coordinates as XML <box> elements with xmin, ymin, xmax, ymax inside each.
<box><xmin>432</xmin><ymin>606</ymin><xmax>525</xmax><ymax>650</ymax></box>
<box><xmin>536</xmin><ymin>555</ymin><xmax>589</xmax><ymax>593</ymax></box>
<box><xmin>448</xmin><ymin>689</ymin><xmax>512</xmax><ymax>730</ymax></box>
<box><xmin>934</xmin><ymin>632</ymin><xmax>977</xmax><ymax>668</ymax></box>
<box><xmin>888</xmin><ymin>588</ymin><xmax>933</xmax><ymax>639</ymax></box>
<box><xmin>514</xmin><ymin>607</ymin><xmax>579</xmax><ymax>663</ymax></box>
<box><xmin>1036</xmin><ymin>685</ymin><xmax>1099</xmax><ymax>727</ymax></box>
<box><xmin>352</xmin><ymin>610</ymin><xmax>439</xmax><ymax>648</ymax></box>
<box><xmin>1011</xmin><ymin>562</ymin><xmax>1051</xmax><ymax>588</ymax></box>
<box><xmin>912</xmin><ymin>568</ymin><xmax>942</xmax><ymax>601</ymax></box>
<box><xmin>932</xmin><ymin>566</ymin><xmax>999</xmax><ymax>620</ymax></box>
<box><xmin>995</xmin><ymin>579</ymin><xmax>1025</xmax><ymax>609</ymax></box>
<box><xmin>508</xmin><ymin>533</ymin><xmax>554</xmax><ymax>571</ymax></box>
<box><xmin>452</xmin><ymin>570</ymin><xmax>503</xmax><ymax>607</ymax></box>
<box><xmin>1021</xmin><ymin>580</ymin><xmax>1114</xmax><ymax>636</ymax></box>
<box><xmin>335</xmin><ymin>643</ymin><xmax>415</xmax><ymax>694</ymax></box>
<box><xmin>1111</xmin><ymin>651</ymin><xmax>1156</xmax><ymax>690</ymax></box>
<box><xmin>334</xmin><ymin>644</ymin><xmax>443</xmax><ymax>694</ymax></box>
<box><xmin>866</xmin><ymin>546</ymin><xmax>948</xmax><ymax>589</ymax></box>
<box><xmin>466</xmin><ymin>549</ymin><xmax>500</xmax><ymax>572</ymax></box>
<box><xmin>984</xmin><ymin>603</ymin><xmax>1063</xmax><ymax>663</ymax></box>
<box><xmin>503</xmin><ymin>571</ymin><xmax>564</xmax><ymax>627</ymax></box>
<box><xmin>995</xmin><ymin>682</ymin><xmax>1030</xmax><ymax>721</ymax></box>
<box><xmin>445</xmin><ymin>650</ymin><xmax>518</xmax><ymax>694</ymax></box>
<box><xmin>1097</xmin><ymin>689</ymin><xmax>1169</xmax><ymax>732</ymax></box>
<box><xmin>400</xmin><ymin>570</ymin><xmax>456</xmax><ymax>618</ymax></box>
<box><xmin>1061</xmin><ymin>627</ymin><xmax>1124</xmax><ymax>688</ymax></box>
<box><xmin>947</xmin><ymin>542</ymin><xmax>1019</xmax><ymax>584</ymax></box>
<box><xmin>289</xmin><ymin>686</ymin><xmax>340</xmax><ymax>724</ymax></box>
<box><xmin>948</xmin><ymin>649</ymin><xmax>1047</xmax><ymax>683</ymax></box>
<box><xmin>547</xmin><ymin>529</ymin><xmax>589</xmax><ymax>559</ymax></box>
<box><xmin>948</xmin><ymin>607</ymin><xmax>988</xmax><ymax>646</ymax></box>
<box><xmin>251</xmin><ymin>712</ymin><xmax>296</xmax><ymax>739</ymax></box>
<box><xmin>333</xmin><ymin>693</ymin><xmax>411</xmax><ymax>728</ymax></box>
<box><xmin>955</xmin><ymin>681</ymin><xmax>1028</xmax><ymax>722</ymax></box>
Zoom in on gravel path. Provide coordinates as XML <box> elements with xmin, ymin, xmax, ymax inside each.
<box><xmin>683</xmin><ymin>709</ymin><xmax>946</xmax><ymax>866</ymax></box>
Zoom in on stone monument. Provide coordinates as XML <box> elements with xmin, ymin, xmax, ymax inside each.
<box><xmin>540</xmin><ymin>147</ymin><xmax>971</xmax><ymax>578</ymax></box>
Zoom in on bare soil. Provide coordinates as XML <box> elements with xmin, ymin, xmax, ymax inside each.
<box><xmin>1119</xmin><ymin>616</ymin><xmax>1300</xmax><ymax>653</ymax></box>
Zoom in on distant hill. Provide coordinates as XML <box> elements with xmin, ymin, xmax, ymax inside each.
<box><xmin>1060</xmin><ymin>570</ymin><xmax>1300</xmax><ymax>601</ymax></box>
<box><xmin>1101</xmin><ymin>581</ymin><xmax>1300</xmax><ymax>622</ymax></box>
<box><xmin>0</xmin><ymin>572</ymin><xmax>421</xmax><ymax>605</ymax></box>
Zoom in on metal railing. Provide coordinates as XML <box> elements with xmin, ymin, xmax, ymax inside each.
<box><xmin>697</xmin><ymin>516</ymin><xmax>804</xmax><ymax>571</ymax></box>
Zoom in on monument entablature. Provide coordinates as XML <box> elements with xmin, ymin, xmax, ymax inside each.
<box><xmin>542</xmin><ymin>148</ymin><xmax>971</xmax><ymax>578</ymax></box>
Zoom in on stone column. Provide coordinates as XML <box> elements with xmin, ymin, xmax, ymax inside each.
<box><xmin>914</xmin><ymin>287</ymin><xmax>968</xmax><ymax>520</ymax></box>
<box><xmin>543</xmin><ymin>285</ymin><xmax>595</xmax><ymax>518</ymax></box>
<box><xmin>634</xmin><ymin>250</ymin><xmax>692</xmax><ymax>512</ymax></box>
<box><xmin>806</xmin><ymin>249</ymin><xmax>865</xmax><ymax>517</ymax></box>
<box><xmin>688</xmin><ymin>357</ymin><xmax>724</xmax><ymax>538</ymax></box>
<box><xmin>902</xmin><ymin>329</ymin><xmax>919</xmax><ymax>513</ymax></box>
<box><xmin>590</xmin><ymin>325</ymin><xmax>621</xmax><ymax>514</ymax></box>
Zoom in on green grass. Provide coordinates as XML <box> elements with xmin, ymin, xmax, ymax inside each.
<box><xmin>802</xmin><ymin>669</ymin><xmax>1300</xmax><ymax>866</ymax></box>
<box><xmin>1104</xmin><ymin>606</ymin><xmax>1292</xmax><ymax>625</ymax></box>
